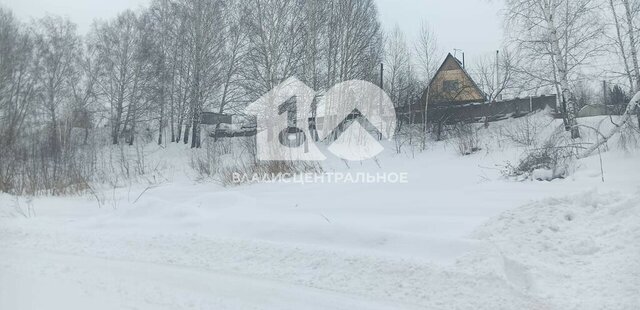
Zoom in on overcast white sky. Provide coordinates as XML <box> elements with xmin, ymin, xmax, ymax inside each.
<box><xmin>3</xmin><ymin>0</ymin><xmax>505</xmax><ymax>66</ymax></box>
<box><xmin>377</xmin><ymin>0</ymin><xmax>505</xmax><ymax>63</ymax></box>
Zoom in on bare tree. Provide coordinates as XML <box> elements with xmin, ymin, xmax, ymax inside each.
<box><xmin>242</xmin><ymin>0</ymin><xmax>306</xmax><ymax>97</ymax></box>
<box><xmin>148</xmin><ymin>0</ymin><xmax>175</xmax><ymax>145</ymax></box>
<box><xmin>218</xmin><ymin>0</ymin><xmax>248</xmax><ymax>116</ymax></box>
<box><xmin>474</xmin><ymin>49</ymin><xmax>516</xmax><ymax>102</ymax></box>
<box><xmin>505</xmin><ymin>0</ymin><xmax>605</xmax><ymax>138</ymax></box>
<box><xmin>620</xmin><ymin>0</ymin><xmax>640</xmax><ymax>125</ymax></box>
<box><xmin>384</xmin><ymin>28</ymin><xmax>421</xmax><ymax>149</ymax></box>
<box><xmin>414</xmin><ymin>21</ymin><xmax>439</xmax><ymax>88</ymax></box>
<box><xmin>325</xmin><ymin>0</ymin><xmax>382</xmax><ymax>86</ymax></box>
<box><xmin>607</xmin><ymin>0</ymin><xmax>635</xmax><ymax>92</ymax></box>
<box><xmin>300</xmin><ymin>0</ymin><xmax>328</xmax><ymax>91</ymax></box>
<box><xmin>384</xmin><ymin>25</ymin><xmax>416</xmax><ymax>108</ymax></box>
<box><xmin>168</xmin><ymin>10</ymin><xmax>192</xmax><ymax>144</ymax></box>
<box><xmin>413</xmin><ymin>21</ymin><xmax>439</xmax><ymax>149</ymax></box>
<box><xmin>622</xmin><ymin>0</ymin><xmax>640</xmax><ymax>89</ymax></box>
<box><xmin>93</xmin><ymin>11</ymin><xmax>139</xmax><ymax>144</ymax></box>
<box><xmin>181</xmin><ymin>0</ymin><xmax>226</xmax><ymax>148</ymax></box>
<box><xmin>0</xmin><ymin>8</ymin><xmax>39</xmax><ymax>147</ymax></box>
<box><xmin>32</xmin><ymin>15</ymin><xmax>81</xmax><ymax>153</ymax></box>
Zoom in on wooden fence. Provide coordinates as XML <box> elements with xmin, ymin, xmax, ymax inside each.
<box><xmin>396</xmin><ymin>95</ymin><xmax>558</xmax><ymax>125</ymax></box>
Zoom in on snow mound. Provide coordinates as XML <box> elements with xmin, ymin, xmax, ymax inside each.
<box><xmin>469</xmin><ymin>190</ymin><xmax>640</xmax><ymax>309</ymax></box>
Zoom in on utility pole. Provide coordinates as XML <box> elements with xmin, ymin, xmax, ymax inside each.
<box><xmin>462</xmin><ymin>52</ymin><xmax>465</xmax><ymax>69</ymax></box>
<box><xmin>380</xmin><ymin>63</ymin><xmax>384</xmax><ymax>90</ymax></box>
<box><xmin>379</xmin><ymin>62</ymin><xmax>384</xmax><ymax>140</ymax></box>
<box><xmin>495</xmin><ymin>50</ymin><xmax>499</xmax><ymax>102</ymax></box>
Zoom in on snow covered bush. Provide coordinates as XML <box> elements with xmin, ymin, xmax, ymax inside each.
<box><xmin>190</xmin><ymin>137</ymin><xmax>251</xmax><ymax>182</ymax></box>
<box><xmin>451</xmin><ymin>122</ymin><xmax>481</xmax><ymax>156</ymax></box>
<box><xmin>502</xmin><ymin>129</ymin><xmax>576</xmax><ymax>181</ymax></box>
<box><xmin>95</xmin><ymin>142</ymin><xmax>166</xmax><ymax>187</ymax></box>
<box><xmin>190</xmin><ymin>136</ymin><xmax>321</xmax><ymax>186</ymax></box>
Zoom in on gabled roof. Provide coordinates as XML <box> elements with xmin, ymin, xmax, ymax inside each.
<box><xmin>428</xmin><ymin>53</ymin><xmax>486</xmax><ymax>102</ymax></box>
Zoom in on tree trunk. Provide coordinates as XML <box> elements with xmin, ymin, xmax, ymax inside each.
<box><xmin>621</xmin><ymin>0</ymin><xmax>640</xmax><ymax>127</ymax></box>
<box><xmin>623</xmin><ymin>0</ymin><xmax>640</xmax><ymax>89</ymax></box>
<box><xmin>609</xmin><ymin>0</ymin><xmax>635</xmax><ymax>93</ymax></box>
<box><xmin>191</xmin><ymin>119</ymin><xmax>200</xmax><ymax>148</ymax></box>
<box><xmin>176</xmin><ymin>112</ymin><xmax>183</xmax><ymax>143</ymax></box>
<box><xmin>422</xmin><ymin>86</ymin><xmax>430</xmax><ymax>150</ymax></box>
<box><xmin>158</xmin><ymin>94</ymin><xmax>165</xmax><ymax>146</ymax></box>
<box><xmin>544</xmin><ymin>2</ymin><xmax>580</xmax><ymax>138</ymax></box>
<box><xmin>170</xmin><ymin>101</ymin><xmax>176</xmax><ymax>142</ymax></box>
<box><xmin>183</xmin><ymin>124</ymin><xmax>190</xmax><ymax>144</ymax></box>
<box><xmin>112</xmin><ymin>104</ymin><xmax>122</xmax><ymax>145</ymax></box>
<box><xmin>158</xmin><ymin>117</ymin><xmax>164</xmax><ymax>145</ymax></box>
<box><xmin>128</xmin><ymin>121</ymin><xmax>135</xmax><ymax>146</ymax></box>
<box><xmin>190</xmin><ymin>102</ymin><xmax>201</xmax><ymax>148</ymax></box>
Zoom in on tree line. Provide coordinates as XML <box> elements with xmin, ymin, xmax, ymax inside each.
<box><xmin>0</xmin><ymin>0</ymin><xmax>385</xmax><ymax>151</ymax></box>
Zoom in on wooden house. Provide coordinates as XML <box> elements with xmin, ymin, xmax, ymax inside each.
<box><xmin>425</xmin><ymin>53</ymin><xmax>486</xmax><ymax>106</ymax></box>
<box><xmin>395</xmin><ymin>53</ymin><xmax>557</xmax><ymax>125</ymax></box>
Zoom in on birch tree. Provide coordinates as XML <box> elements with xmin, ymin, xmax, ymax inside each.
<box><xmin>148</xmin><ymin>0</ymin><xmax>175</xmax><ymax>145</ymax></box>
<box><xmin>32</xmin><ymin>16</ymin><xmax>81</xmax><ymax>152</ymax></box>
<box><xmin>607</xmin><ymin>0</ymin><xmax>635</xmax><ymax>92</ymax></box>
<box><xmin>414</xmin><ymin>21</ymin><xmax>439</xmax><ymax>88</ymax></box>
<box><xmin>413</xmin><ymin>21</ymin><xmax>439</xmax><ymax>149</ymax></box>
<box><xmin>0</xmin><ymin>8</ymin><xmax>39</xmax><ymax>147</ymax></box>
<box><xmin>181</xmin><ymin>0</ymin><xmax>226</xmax><ymax>148</ymax></box>
<box><xmin>218</xmin><ymin>0</ymin><xmax>248</xmax><ymax>116</ymax></box>
<box><xmin>621</xmin><ymin>0</ymin><xmax>640</xmax><ymax>89</ymax></box>
<box><xmin>242</xmin><ymin>0</ymin><xmax>306</xmax><ymax>97</ymax></box>
<box><xmin>620</xmin><ymin>0</ymin><xmax>640</xmax><ymax>125</ymax></box>
<box><xmin>505</xmin><ymin>0</ymin><xmax>605</xmax><ymax>138</ymax></box>
<box><xmin>69</xmin><ymin>40</ymin><xmax>100</xmax><ymax>144</ymax></box>
<box><xmin>326</xmin><ymin>0</ymin><xmax>383</xmax><ymax>86</ymax></box>
<box><xmin>167</xmin><ymin>9</ymin><xmax>191</xmax><ymax>143</ymax></box>
<box><xmin>384</xmin><ymin>25</ymin><xmax>414</xmax><ymax>107</ymax></box>
<box><xmin>92</xmin><ymin>11</ymin><xmax>145</xmax><ymax>145</ymax></box>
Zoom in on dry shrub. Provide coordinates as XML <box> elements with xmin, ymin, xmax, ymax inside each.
<box><xmin>451</xmin><ymin>122</ymin><xmax>481</xmax><ymax>156</ymax></box>
<box><xmin>615</xmin><ymin>118</ymin><xmax>640</xmax><ymax>151</ymax></box>
<box><xmin>93</xmin><ymin>142</ymin><xmax>164</xmax><ymax>188</ymax></box>
<box><xmin>502</xmin><ymin>128</ymin><xmax>576</xmax><ymax>181</ymax></box>
<box><xmin>0</xmin><ymin>126</ymin><xmax>165</xmax><ymax>196</ymax></box>
<box><xmin>393</xmin><ymin>124</ymin><xmax>431</xmax><ymax>156</ymax></box>
<box><xmin>190</xmin><ymin>136</ymin><xmax>321</xmax><ymax>186</ymax></box>
<box><xmin>0</xmin><ymin>128</ymin><xmax>95</xmax><ymax>196</ymax></box>
<box><xmin>502</xmin><ymin>115</ymin><xmax>547</xmax><ymax>147</ymax></box>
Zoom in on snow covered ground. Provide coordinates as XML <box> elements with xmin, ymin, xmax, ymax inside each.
<box><xmin>1</xmin><ymin>114</ymin><xmax>639</xmax><ymax>309</ymax></box>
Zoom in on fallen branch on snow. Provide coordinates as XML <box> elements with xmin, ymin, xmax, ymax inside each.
<box><xmin>579</xmin><ymin>91</ymin><xmax>640</xmax><ymax>159</ymax></box>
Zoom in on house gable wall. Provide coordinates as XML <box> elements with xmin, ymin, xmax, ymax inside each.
<box><xmin>426</xmin><ymin>54</ymin><xmax>485</xmax><ymax>105</ymax></box>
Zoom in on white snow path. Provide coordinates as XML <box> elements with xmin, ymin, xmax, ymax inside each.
<box><xmin>2</xmin><ymin>188</ymin><xmax>639</xmax><ymax>309</ymax></box>
<box><xmin>0</xmin><ymin>222</ymin><xmax>544</xmax><ymax>310</ymax></box>
<box><xmin>1</xmin><ymin>248</ymin><xmax>417</xmax><ymax>310</ymax></box>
